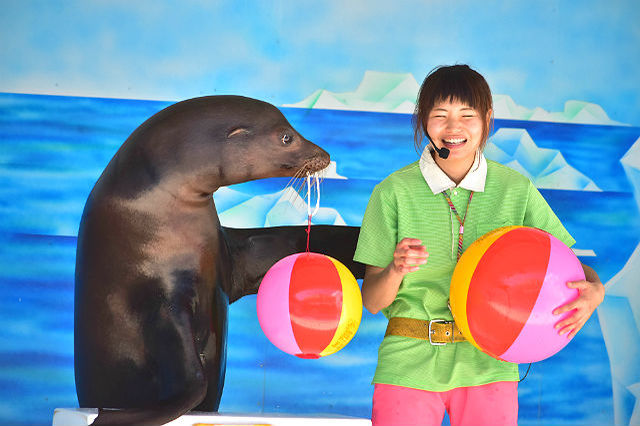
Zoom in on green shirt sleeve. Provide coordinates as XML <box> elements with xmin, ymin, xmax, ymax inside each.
<box><xmin>353</xmin><ymin>182</ymin><xmax>398</xmax><ymax>268</ymax></box>
<box><xmin>523</xmin><ymin>181</ymin><xmax>576</xmax><ymax>248</ymax></box>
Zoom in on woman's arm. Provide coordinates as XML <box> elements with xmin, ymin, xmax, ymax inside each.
<box><xmin>361</xmin><ymin>238</ymin><xmax>428</xmax><ymax>314</ymax></box>
<box><xmin>552</xmin><ymin>263</ymin><xmax>605</xmax><ymax>338</ymax></box>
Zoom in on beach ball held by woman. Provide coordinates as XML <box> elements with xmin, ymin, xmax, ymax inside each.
<box><xmin>257</xmin><ymin>252</ymin><xmax>363</xmax><ymax>358</ymax></box>
<box><xmin>450</xmin><ymin>226</ymin><xmax>585</xmax><ymax>363</ymax></box>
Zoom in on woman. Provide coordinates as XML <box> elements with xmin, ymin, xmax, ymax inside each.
<box><xmin>353</xmin><ymin>64</ymin><xmax>604</xmax><ymax>426</ymax></box>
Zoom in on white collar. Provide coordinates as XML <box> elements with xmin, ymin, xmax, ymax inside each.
<box><xmin>418</xmin><ymin>147</ymin><xmax>487</xmax><ymax>194</ymax></box>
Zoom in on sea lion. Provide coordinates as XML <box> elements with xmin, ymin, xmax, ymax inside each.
<box><xmin>74</xmin><ymin>95</ymin><xmax>364</xmax><ymax>425</ymax></box>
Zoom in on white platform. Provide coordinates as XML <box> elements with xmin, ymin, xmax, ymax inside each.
<box><xmin>52</xmin><ymin>408</ymin><xmax>372</xmax><ymax>426</ymax></box>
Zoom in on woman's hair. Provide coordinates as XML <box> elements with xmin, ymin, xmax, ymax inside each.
<box><xmin>413</xmin><ymin>64</ymin><xmax>493</xmax><ymax>153</ymax></box>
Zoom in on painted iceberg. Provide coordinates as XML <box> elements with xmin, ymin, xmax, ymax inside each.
<box><xmin>493</xmin><ymin>95</ymin><xmax>626</xmax><ymax>126</ymax></box>
<box><xmin>321</xmin><ymin>161</ymin><xmax>347</xmax><ymax>180</ymax></box>
<box><xmin>284</xmin><ymin>70</ymin><xmax>419</xmax><ymax>114</ymax></box>
<box><xmin>217</xmin><ymin>187</ymin><xmax>345</xmax><ymax>228</ymax></box>
<box><xmin>285</xmin><ymin>70</ymin><xmax>626</xmax><ymax>125</ymax></box>
<box><xmin>598</xmin><ymin>135</ymin><xmax>640</xmax><ymax>426</ymax></box>
<box><xmin>485</xmin><ymin>128</ymin><xmax>601</xmax><ymax>191</ymax></box>
<box><xmin>621</xmin><ymin>137</ymin><xmax>640</xmax><ymax>211</ymax></box>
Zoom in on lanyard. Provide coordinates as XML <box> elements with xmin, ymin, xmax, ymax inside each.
<box><xmin>441</xmin><ymin>190</ymin><xmax>474</xmax><ymax>261</ymax></box>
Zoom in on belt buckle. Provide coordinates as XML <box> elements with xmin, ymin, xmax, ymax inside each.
<box><xmin>428</xmin><ymin>319</ymin><xmax>447</xmax><ymax>346</ymax></box>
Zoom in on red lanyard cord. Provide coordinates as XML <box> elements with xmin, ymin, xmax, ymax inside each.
<box><xmin>441</xmin><ymin>190</ymin><xmax>474</xmax><ymax>261</ymax></box>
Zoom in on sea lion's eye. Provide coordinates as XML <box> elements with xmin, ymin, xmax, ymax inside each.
<box><xmin>282</xmin><ymin>134</ymin><xmax>293</xmax><ymax>145</ymax></box>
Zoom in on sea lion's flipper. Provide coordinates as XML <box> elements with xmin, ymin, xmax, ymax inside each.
<box><xmin>222</xmin><ymin>225</ymin><xmax>364</xmax><ymax>303</ymax></box>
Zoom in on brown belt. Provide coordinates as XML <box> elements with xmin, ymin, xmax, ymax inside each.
<box><xmin>385</xmin><ymin>317</ymin><xmax>466</xmax><ymax>345</ymax></box>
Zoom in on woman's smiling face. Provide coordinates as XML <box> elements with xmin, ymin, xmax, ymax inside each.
<box><xmin>426</xmin><ymin>98</ymin><xmax>489</xmax><ymax>166</ymax></box>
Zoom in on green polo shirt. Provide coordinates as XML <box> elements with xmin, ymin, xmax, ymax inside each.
<box><xmin>354</xmin><ymin>159</ymin><xmax>575</xmax><ymax>391</ymax></box>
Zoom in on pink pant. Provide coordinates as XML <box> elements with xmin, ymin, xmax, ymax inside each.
<box><xmin>372</xmin><ymin>382</ymin><xmax>518</xmax><ymax>426</ymax></box>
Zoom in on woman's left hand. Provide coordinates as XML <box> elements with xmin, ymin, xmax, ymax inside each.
<box><xmin>552</xmin><ymin>263</ymin><xmax>605</xmax><ymax>339</ymax></box>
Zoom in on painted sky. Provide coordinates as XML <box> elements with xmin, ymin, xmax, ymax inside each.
<box><xmin>1</xmin><ymin>0</ymin><xmax>639</xmax><ymax>125</ymax></box>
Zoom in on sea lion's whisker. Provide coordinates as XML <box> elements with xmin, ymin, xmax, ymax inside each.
<box><xmin>287</xmin><ymin>171</ymin><xmax>304</xmax><ymax>191</ymax></box>
<box><xmin>284</xmin><ymin>173</ymin><xmax>298</xmax><ymax>196</ymax></box>
<box><xmin>282</xmin><ymin>174</ymin><xmax>306</xmax><ymax>208</ymax></box>
<box><xmin>281</xmin><ymin>160</ymin><xmax>326</xmax><ymax>215</ymax></box>
<box><xmin>283</xmin><ymin>168</ymin><xmax>305</xmax><ymax>192</ymax></box>
<box><xmin>283</xmin><ymin>178</ymin><xmax>299</xmax><ymax>202</ymax></box>
<box><xmin>283</xmin><ymin>167</ymin><xmax>306</xmax><ymax>193</ymax></box>
<box><xmin>293</xmin><ymin>178</ymin><xmax>308</xmax><ymax>203</ymax></box>
<box><xmin>290</xmin><ymin>183</ymin><xmax>309</xmax><ymax>213</ymax></box>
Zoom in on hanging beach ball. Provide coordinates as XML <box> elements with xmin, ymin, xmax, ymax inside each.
<box><xmin>450</xmin><ymin>226</ymin><xmax>585</xmax><ymax>363</ymax></box>
<box><xmin>257</xmin><ymin>252</ymin><xmax>362</xmax><ymax>359</ymax></box>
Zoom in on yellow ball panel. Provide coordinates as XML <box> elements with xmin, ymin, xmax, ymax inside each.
<box><xmin>319</xmin><ymin>257</ymin><xmax>363</xmax><ymax>357</ymax></box>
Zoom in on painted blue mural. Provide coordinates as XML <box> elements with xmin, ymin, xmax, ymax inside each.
<box><xmin>1</xmin><ymin>88</ymin><xmax>639</xmax><ymax>425</ymax></box>
<box><xmin>2</xmin><ymin>1</ymin><xmax>640</xmax><ymax>425</ymax></box>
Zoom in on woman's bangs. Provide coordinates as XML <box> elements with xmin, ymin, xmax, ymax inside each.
<box><xmin>433</xmin><ymin>77</ymin><xmax>481</xmax><ymax>111</ymax></box>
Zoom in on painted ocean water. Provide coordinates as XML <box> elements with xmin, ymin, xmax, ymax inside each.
<box><xmin>1</xmin><ymin>92</ymin><xmax>639</xmax><ymax>425</ymax></box>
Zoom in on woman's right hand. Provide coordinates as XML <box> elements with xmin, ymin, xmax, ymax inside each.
<box><xmin>361</xmin><ymin>238</ymin><xmax>428</xmax><ymax>314</ymax></box>
<box><xmin>390</xmin><ymin>238</ymin><xmax>429</xmax><ymax>276</ymax></box>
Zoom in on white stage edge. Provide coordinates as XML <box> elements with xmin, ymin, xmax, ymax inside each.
<box><xmin>52</xmin><ymin>408</ymin><xmax>372</xmax><ymax>426</ymax></box>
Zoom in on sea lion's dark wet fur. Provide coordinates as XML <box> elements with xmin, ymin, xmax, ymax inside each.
<box><xmin>74</xmin><ymin>96</ymin><xmax>364</xmax><ymax>425</ymax></box>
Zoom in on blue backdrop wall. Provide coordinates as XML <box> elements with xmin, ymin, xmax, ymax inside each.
<box><xmin>1</xmin><ymin>1</ymin><xmax>639</xmax><ymax>425</ymax></box>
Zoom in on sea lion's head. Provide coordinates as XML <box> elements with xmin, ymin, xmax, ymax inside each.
<box><xmin>129</xmin><ymin>96</ymin><xmax>330</xmax><ymax>199</ymax></box>
<box><xmin>219</xmin><ymin>96</ymin><xmax>330</xmax><ymax>183</ymax></box>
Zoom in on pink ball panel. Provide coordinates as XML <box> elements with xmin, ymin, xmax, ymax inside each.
<box><xmin>257</xmin><ymin>253</ymin><xmax>302</xmax><ymax>355</ymax></box>
<box><xmin>499</xmin><ymin>234</ymin><xmax>584</xmax><ymax>362</ymax></box>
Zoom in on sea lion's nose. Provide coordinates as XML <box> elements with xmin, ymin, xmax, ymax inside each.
<box><xmin>307</xmin><ymin>145</ymin><xmax>330</xmax><ymax>172</ymax></box>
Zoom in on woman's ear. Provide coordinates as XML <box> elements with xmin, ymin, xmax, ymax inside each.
<box><xmin>486</xmin><ymin>108</ymin><xmax>493</xmax><ymax>125</ymax></box>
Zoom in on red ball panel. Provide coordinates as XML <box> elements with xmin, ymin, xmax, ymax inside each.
<box><xmin>289</xmin><ymin>253</ymin><xmax>342</xmax><ymax>357</ymax></box>
<box><xmin>467</xmin><ymin>228</ymin><xmax>551</xmax><ymax>358</ymax></box>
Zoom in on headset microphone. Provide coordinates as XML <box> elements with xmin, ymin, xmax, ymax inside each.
<box><xmin>430</xmin><ymin>139</ymin><xmax>450</xmax><ymax>159</ymax></box>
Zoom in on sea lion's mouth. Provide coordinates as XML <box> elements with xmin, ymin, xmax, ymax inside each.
<box><xmin>279</xmin><ymin>156</ymin><xmax>329</xmax><ymax>178</ymax></box>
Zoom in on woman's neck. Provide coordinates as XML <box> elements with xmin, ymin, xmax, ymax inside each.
<box><xmin>433</xmin><ymin>151</ymin><xmax>475</xmax><ymax>185</ymax></box>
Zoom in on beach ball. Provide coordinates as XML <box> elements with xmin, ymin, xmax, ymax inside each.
<box><xmin>257</xmin><ymin>252</ymin><xmax>362</xmax><ymax>358</ymax></box>
<box><xmin>450</xmin><ymin>226</ymin><xmax>584</xmax><ymax>363</ymax></box>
